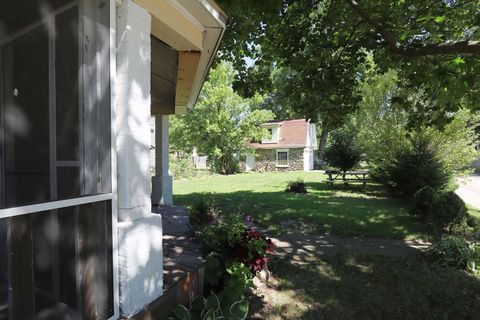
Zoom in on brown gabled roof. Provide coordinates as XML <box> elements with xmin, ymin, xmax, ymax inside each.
<box><xmin>251</xmin><ymin>119</ymin><xmax>308</xmax><ymax>149</ymax></box>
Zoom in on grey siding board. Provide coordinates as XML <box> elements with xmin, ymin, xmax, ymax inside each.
<box><xmin>151</xmin><ymin>36</ymin><xmax>178</xmax><ymax>115</ymax></box>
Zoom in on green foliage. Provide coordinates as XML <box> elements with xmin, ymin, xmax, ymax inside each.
<box><xmin>409</xmin><ymin>186</ymin><xmax>440</xmax><ymax>219</ymax></box>
<box><xmin>440</xmin><ymin>192</ymin><xmax>469</xmax><ymax>228</ymax></box>
<box><xmin>355</xmin><ymin>60</ymin><xmax>480</xmax><ymax>181</ymax></box>
<box><xmin>218</xmin><ymin>262</ymin><xmax>253</xmax><ymax>309</ymax></box>
<box><xmin>375</xmin><ymin>131</ymin><xmax>451</xmax><ymax>197</ymax></box>
<box><xmin>170</xmin><ymin>155</ymin><xmax>200</xmax><ymax>180</ymax></box>
<box><xmin>204</xmin><ymin>253</ymin><xmax>224</xmax><ymax>288</ymax></box>
<box><xmin>422</xmin><ymin>109</ymin><xmax>480</xmax><ymax>177</ymax></box>
<box><xmin>324</xmin><ymin>127</ymin><xmax>362</xmax><ymax>172</ymax></box>
<box><xmin>410</xmin><ymin>187</ymin><xmax>468</xmax><ymax>229</ymax></box>
<box><xmin>193</xmin><ymin>203</ymin><xmax>273</xmax><ymax>308</ymax></box>
<box><xmin>216</xmin><ymin>0</ymin><xmax>480</xmax><ymax>127</ymax></box>
<box><xmin>170</xmin><ymin>61</ymin><xmax>274</xmax><ymax>174</ymax></box>
<box><xmin>169</xmin><ymin>293</ymin><xmax>249</xmax><ymax>320</ymax></box>
<box><xmin>198</xmin><ymin>213</ymin><xmax>245</xmax><ymax>255</ymax></box>
<box><xmin>426</xmin><ymin>235</ymin><xmax>480</xmax><ymax>277</ymax></box>
<box><xmin>354</xmin><ymin>64</ymin><xmax>410</xmax><ymax>168</ymax></box>
<box><xmin>189</xmin><ymin>197</ymin><xmax>220</xmax><ymax>229</ymax></box>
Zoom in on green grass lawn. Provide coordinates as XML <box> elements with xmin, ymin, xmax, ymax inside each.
<box><xmin>469</xmin><ymin>206</ymin><xmax>480</xmax><ymax>218</ymax></box>
<box><xmin>174</xmin><ymin>171</ymin><xmax>429</xmax><ymax>239</ymax></box>
<box><xmin>250</xmin><ymin>254</ymin><xmax>480</xmax><ymax>320</ymax></box>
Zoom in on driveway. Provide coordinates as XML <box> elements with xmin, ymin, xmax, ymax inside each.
<box><xmin>456</xmin><ymin>176</ymin><xmax>480</xmax><ymax>209</ymax></box>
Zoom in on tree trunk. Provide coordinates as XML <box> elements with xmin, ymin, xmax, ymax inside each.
<box><xmin>318</xmin><ymin>128</ymin><xmax>329</xmax><ymax>165</ymax></box>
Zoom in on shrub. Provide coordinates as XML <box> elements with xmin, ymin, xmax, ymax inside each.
<box><xmin>200</xmin><ymin>216</ymin><xmax>273</xmax><ymax>303</ymax></box>
<box><xmin>285</xmin><ymin>178</ymin><xmax>307</xmax><ymax>193</ymax></box>
<box><xmin>438</xmin><ymin>192</ymin><xmax>468</xmax><ymax>227</ymax></box>
<box><xmin>198</xmin><ymin>213</ymin><xmax>246</xmax><ymax>255</ymax></box>
<box><xmin>426</xmin><ymin>235</ymin><xmax>480</xmax><ymax>276</ymax></box>
<box><xmin>410</xmin><ymin>188</ymin><xmax>468</xmax><ymax>230</ymax></box>
<box><xmin>375</xmin><ymin>132</ymin><xmax>451</xmax><ymax>197</ymax></box>
<box><xmin>189</xmin><ymin>197</ymin><xmax>220</xmax><ymax>229</ymax></box>
<box><xmin>409</xmin><ymin>186</ymin><xmax>440</xmax><ymax>219</ymax></box>
<box><xmin>170</xmin><ymin>155</ymin><xmax>198</xmax><ymax>180</ymax></box>
<box><xmin>324</xmin><ymin>128</ymin><xmax>362</xmax><ymax>172</ymax></box>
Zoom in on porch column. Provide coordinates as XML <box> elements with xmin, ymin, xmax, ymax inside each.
<box><xmin>116</xmin><ymin>0</ymin><xmax>163</xmax><ymax>317</ymax></box>
<box><xmin>152</xmin><ymin>115</ymin><xmax>173</xmax><ymax>205</ymax></box>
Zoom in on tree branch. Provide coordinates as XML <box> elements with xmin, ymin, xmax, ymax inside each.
<box><xmin>344</xmin><ymin>0</ymin><xmax>480</xmax><ymax>57</ymax></box>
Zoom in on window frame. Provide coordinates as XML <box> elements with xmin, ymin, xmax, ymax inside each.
<box><xmin>276</xmin><ymin>149</ymin><xmax>289</xmax><ymax>167</ymax></box>
<box><xmin>262</xmin><ymin>125</ymin><xmax>278</xmax><ymax>144</ymax></box>
<box><xmin>0</xmin><ymin>0</ymin><xmax>119</xmax><ymax>318</ymax></box>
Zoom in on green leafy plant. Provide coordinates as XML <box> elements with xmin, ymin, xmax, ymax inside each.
<box><xmin>426</xmin><ymin>235</ymin><xmax>480</xmax><ymax>277</ymax></box>
<box><xmin>189</xmin><ymin>197</ymin><xmax>220</xmax><ymax>229</ymax></box>
<box><xmin>439</xmin><ymin>192</ymin><xmax>468</xmax><ymax>228</ymax></box>
<box><xmin>169</xmin><ymin>293</ymin><xmax>249</xmax><ymax>320</ymax></box>
<box><xmin>198</xmin><ymin>213</ymin><xmax>245</xmax><ymax>255</ymax></box>
<box><xmin>218</xmin><ymin>262</ymin><xmax>254</xmax><ymax>309</ymax></box>
<box><xmin>190</xmin><ymin>198</ymin><xmax>274</xmax><ymax>310</ymax></box>
<box><xmin>409</xmin><ymin>186</ymin><xmax>440</xmax><ymax>219</ymax></box>
<box><xmin>410</xmin><ymin>187</ymin><xmax>468</xmax><ymax>230</ymax></box>
<box><xmin>324</xmin><ymin>128</ymin><xmax>362</xmax><ymax>172</ymax></box>
<box><xmin>170</xmin><ymin>155</ymin><xmax>200</xmax><ymax>180</ymax></box>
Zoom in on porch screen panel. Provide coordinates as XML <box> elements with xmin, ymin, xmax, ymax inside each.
<box><xmin>0</xmin><ymin>0</ymin><xmax>114</xmax><ymax>318</ymax></box>
<box><xmin>56</xmin><ymin>6</ymin><xmax>80</xmax><ymax>162</ymax></box>
<box><xmin>0</xmin><ymin>220</ymin><xmax>8</xmax><ymax>320</ymax></box>
<box><xmin>3</xmin><ymin>27</ymin><xmax>51</xmax><ymax>207</ymax></box>
<box><xmin>0</xmin><ymin>1</ymin><xmax>104</xmax><ymax>208</ymax></box>
<box><xmin>0</xmin><ymin>200</ymin><xmax>113</xmax><ymax>319</ymax></box>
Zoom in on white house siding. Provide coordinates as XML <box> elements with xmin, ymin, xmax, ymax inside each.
<box><xmin>116</xmin><ymin>0</ymin><xmax>163</xmax><ymax>316</ymax></box>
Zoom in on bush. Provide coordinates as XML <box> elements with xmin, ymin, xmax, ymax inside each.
<box><xmin>285</xmin><ymin>178</ymin><xmax>307</xmax><ymax>193</ymax></box>
<box><xmin>196</xmin><ymin>210</ymin><xmax>274</xmax><ymax>306</ymax></box>
<box><xmin>439</xmin><ymin>192</ymin><xmax>468</xmax><ymax>227</ymax></box>
<box><xmin>170</xmin><ymin>155</ymin><xmax>198</xmax><ymax>179</ymax></box>
<box><xmin>189</xmin><ymin>197</ymin><xmax>220</xmax><ymax>229</ymax></box>
<box><xmin>324</xmin><ymin>128</ymin><xmax>362</xmax><ymax>172</ymax></box>
<box><xmin>198</xmin><ymin>213</ymin><xmax>246</xmax><ymax>255</ymax></box>
<box><xmin>375</xmin><ymin>132</ymin><xmax>451</xmax><ymax>197</ymax></box>
<box><xmin>409</xmin><ymin>186</ymin><xmax>440</xmax><ymax>219</ymax></box>
<box><xmin>426</xmin><ymin>235</ymin><xmax>480</xmax><ymax>276</ymax></box>
<box><xmin>410</xmin><ymin>188</ymin><xmax>468</xmax><ymax>229</ymax></box>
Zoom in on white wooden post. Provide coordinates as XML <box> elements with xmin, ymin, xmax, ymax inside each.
<box><xmin>115</xmin><ymin>0</ymin><xmax>163</xmax><ymax>316</ymax></box>
<box><xmin>152</xmin><ymin>115</ymin><xmax>173</xmax><ymax>205</ymax></box>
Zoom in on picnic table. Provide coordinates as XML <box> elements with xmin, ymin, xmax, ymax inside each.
<box><xmin>325</xmin><ymin>170</ymin><xmax>370</xmax><ymax>190</ymax></box>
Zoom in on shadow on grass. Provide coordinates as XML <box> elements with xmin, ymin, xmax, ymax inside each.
<box><xmin>174</xmin><ymin>181</ymin><xmax>429</xmax><ymax>239</ymax></box>
<box><xmin>250</xmin><ymin>254</ymin><xmax>480</xmax><ymax>320</ymax></box>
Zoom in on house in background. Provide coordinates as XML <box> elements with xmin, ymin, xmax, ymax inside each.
<box><xmin>0</xmin><ymin>0</ymin><xmax>226</xmax><ymax>319</ymax></box>
<box><xmin>246</xmin><ymin>119</ymin><xmax>317</xmax><ymax>172</ymax></box>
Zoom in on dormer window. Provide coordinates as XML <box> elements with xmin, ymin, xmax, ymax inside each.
<box><xmin>262</xmin><ymin>125</ymin><xmax>279</xmax><ymax>143</ymax></box>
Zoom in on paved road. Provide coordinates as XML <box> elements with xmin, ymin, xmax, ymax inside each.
<box><xmin>456</xmin><ymin>176</ymin><xmax>480</xmax><ymax>209</ymax></box>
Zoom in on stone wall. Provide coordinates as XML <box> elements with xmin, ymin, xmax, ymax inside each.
<box><xmin>253</xmin><ymin>148</ymin><xmax>304</xmax><ymax>172</ymax></box>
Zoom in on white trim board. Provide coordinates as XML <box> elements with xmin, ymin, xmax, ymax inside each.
<box><xmin>0</xmin><ymin>193</ymin><xmax>114</xmax><ymax>219</ymax></box>
<box><xmin>109</xmin><ymin>0</ymin><xmax>120</xmax><ymax>317</ymax></box>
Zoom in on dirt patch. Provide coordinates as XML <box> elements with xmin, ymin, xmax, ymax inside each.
<box><xmin>249</xmin><ymin>276</ymin><xmax>312</xmax><ymax>320</ymax></box>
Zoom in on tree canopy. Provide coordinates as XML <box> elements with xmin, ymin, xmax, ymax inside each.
<box><xmin>216</xmin><ymin>0</ymin><xmax>480</xmax><ymax>127</ymax></box>
<box><xmin>170</xmin><ymin>61</ymin><xmax>274</xmax><ymax>174</ymax></box>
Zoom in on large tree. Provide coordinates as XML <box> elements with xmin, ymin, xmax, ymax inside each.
<box><xmin>170</xmin><ymin>61</ymin><xmax>274</xmax><ymax>174</ymax></box>
<box><xmin>216</xmin><ymin>0</ymin><xmax>480</xmax><ymax>127</ymax></box>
